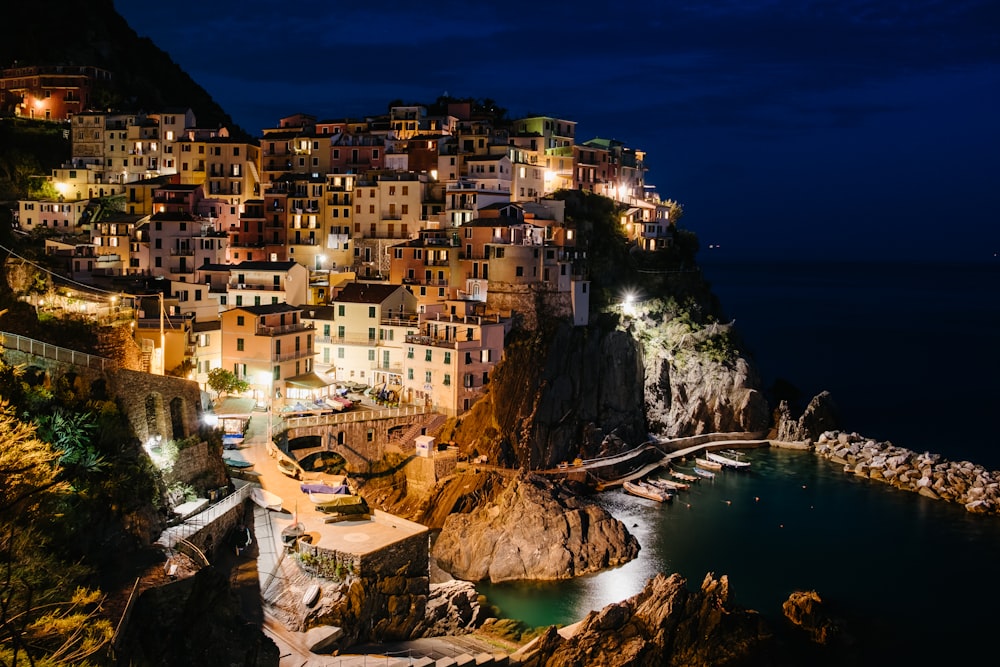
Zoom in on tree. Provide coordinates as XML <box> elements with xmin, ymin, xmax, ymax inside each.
<box><xmin>0</xmin><ymin>400</ymin><xmax>113</xmax><ymax>665</ymax></box>
<box><xmin>206</xmin><ymin>368</ymin><xmax>249</xmax><ymax>400</ymax></box>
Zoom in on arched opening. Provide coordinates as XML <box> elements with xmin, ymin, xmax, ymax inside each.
<box><xmin>144</xmin><ymin>393</ymin><xmax>164</xmax><ymax>441</ymax></box>
<box><xmin>169</xmin><ymin>396</ymin><xmax>186</xmax><ymax>440</ymax></box>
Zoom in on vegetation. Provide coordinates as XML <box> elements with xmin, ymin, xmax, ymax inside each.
<box><xmin>206</xmin><ymin>368</ymin><xmax>249</xmax><ymax>400</ymax></box>
<box><xmin>0</xmin><ymin>398</ymin><xmax>114</xmax><ymax>666</ymax></box>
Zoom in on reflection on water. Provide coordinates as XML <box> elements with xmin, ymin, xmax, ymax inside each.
<box><xmin>477</xmin><ymin>448</ymin><xmax>997</xmax><ymax>663</ymax></box>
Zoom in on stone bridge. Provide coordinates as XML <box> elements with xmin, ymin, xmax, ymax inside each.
<box><xmin>277</xmin><ymin>406</ymin><xmax>440</xmax><ymax>469</ymax></box>
<box><xmin>0</xmin><ymin>331</ymin><xmax>204</xmax><ymax>445</ymax></box>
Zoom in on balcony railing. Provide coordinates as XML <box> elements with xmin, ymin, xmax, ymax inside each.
<box><xmin>256</xmin><ymin>322</ymin><xmax>314</xmax><ymax>336</ymax></box>
<box><xmin>273</xmin><ymin>349</ymin><xmax>313</xmax><ymax>362</ymax></box>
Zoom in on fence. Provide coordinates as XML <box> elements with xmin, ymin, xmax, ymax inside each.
<box><xmin>282</xmin><ymin>404</ymin><xmax>428</xmax><ymax>430</ymax></box>
<box><xmin>0</xmin><ymin>330</ymin><xmax>117</xmax><ymax>371</ymax></box>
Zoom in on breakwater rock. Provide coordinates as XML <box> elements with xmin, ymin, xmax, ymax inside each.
<box><xmin>815</xmin><ymin>431</ymin><xmax>1000</xmax><ymax>514</ymax></box>
<box><xmin>513</xmin><ymin>572</ymin><xmax>775</xmax><ymax>666</ymax></box>
<box><xmin>431</xmin><ymin>472</ymin><xmax>639</xmax><ymax>582</ymax></box>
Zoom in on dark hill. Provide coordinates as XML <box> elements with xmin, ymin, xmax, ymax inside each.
<box><xmin>1</xmin><ymin>0</ymin><xmax>247</xmax><ymax>137</ymax></box>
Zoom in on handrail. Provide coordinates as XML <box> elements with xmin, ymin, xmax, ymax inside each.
<box><xmin>0</xmin><ymin>330</ymin><xmax>117</xmax><ymax>371</ymax></box>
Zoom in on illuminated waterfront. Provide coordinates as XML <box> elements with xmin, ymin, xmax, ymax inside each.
<box><xmin>479</xmin><ymin>447</ymin><xmax>997</xmax><ymax>664</ymax></box>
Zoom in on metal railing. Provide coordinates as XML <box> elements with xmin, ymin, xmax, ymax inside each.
<box><xmin>0</xmin><ymin>331</ymin><xmax>117</xmax><ymax>371</ymax></box>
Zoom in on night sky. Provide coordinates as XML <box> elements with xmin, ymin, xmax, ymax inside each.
<box><xmin>115</xmin><ymin>1</ymin><xmax>1000</xmax><ymax>261</ymax></box>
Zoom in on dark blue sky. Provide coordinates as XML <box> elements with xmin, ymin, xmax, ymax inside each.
<box><xmin>115</xmin><ymin>0</ymin><xmax>1000</xmax><ymax>261</ymax></box>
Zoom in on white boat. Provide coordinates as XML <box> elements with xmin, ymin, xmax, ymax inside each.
<box><xmin>623</xmin><ymin>480</ymin><xmax>672</xmax><ymax>502</ymax></box>
<box><xmin>706</xmin><ymin>452</ymin><xmax>751</xmax><ymax>469</ymax></box>
<box><xmin>695</xmin><ymin>457</ymin><xmax>723</xmax><ymax>471</ymax></box>
<box><xmin>693</xmin><ymin>466</ymin><xmax>716</xmax><ymax>479</ymax></box>
<box><xmin>303</xmin><ymin>583</ymin><xmax>321</xmax><ymax>607</ymax></box>
<box><xmin>251</xmin><ymin>487</ymin><xmax>283</xmax><ymax>511</ymax></box>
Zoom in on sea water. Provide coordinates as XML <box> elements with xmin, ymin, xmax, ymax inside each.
<box><xmin>477</xmin><ymin>260</ymin><xmax>1000</xmax><ymax>664</ymax></box>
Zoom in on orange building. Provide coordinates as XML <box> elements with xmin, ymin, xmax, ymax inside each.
<box><xmin>1</xmin><ymin>64</ymin><xmax>111</xmax><ymax>120</ymax></box>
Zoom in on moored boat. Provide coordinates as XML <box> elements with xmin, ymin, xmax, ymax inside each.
<box><xmin>250</xmin><ymin>487</ymin><xmax>283</xmax><ymax>511</ymax></box>
<box><xmin>695</xmin><ymin>457</ymin><xmax>723</xmax><ymax>471</ymax></box>
<box><xmin>648</xmin><ymin>477</ymin><xmax>689</xmax><ymax>492</ymax></box>
<box><xmin>693</xmin><ymin>466</ymin><xmax>716</xmax><ymax>479</ymax></box>
<box><xmin>706</xmin><ymin>452</ymin><xmax>751</xmax><ymax>469</ymax></box>
<box><xmin>670</xmin><ymin>469</ymin><xmax>700</xmax><ymax>483</ymax></box>
<box><xmin>623</xmin><ymin>480</ymin><xmax>672</xmax><ymax>502</ymax></box>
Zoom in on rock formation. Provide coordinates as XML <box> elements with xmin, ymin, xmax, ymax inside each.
<box><xmin>512</xmin><ymin>572</ymin><xmax>775</xmax><ymax>666</ymax></box>
<box><xmin>782</xmin><ymin>590</ymin><xmax>849</xmax><ymax>647</ymax></box>
<box><xmin>773</xmin><ymin>391</ymin><xmax>841</xmax><ymax>442</ymax></box>
<box><xmin>815</xmin><ymin>430</ymin><xmax>1000</xmax><ymax>514</ymax></box>
<box><xmin>431</xmin><ymin>472</ymin><xmax>639</xmax><ymax>582</ymax></box>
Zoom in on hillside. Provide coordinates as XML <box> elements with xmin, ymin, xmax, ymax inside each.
<box><xmin>1</xmin><ymin>0</ymin><xmax>243</xmax><ymax>135</ymax></box>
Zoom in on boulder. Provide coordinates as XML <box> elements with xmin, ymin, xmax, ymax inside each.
<box><xmin>432</xmin><ymin>472</ymin><xmax>639</xmax><ymax>582</ymax></box>
<box><xmin>782</xmin><ymin>590</ymin><xmax>849</xmax><ymax>647</ymax></box>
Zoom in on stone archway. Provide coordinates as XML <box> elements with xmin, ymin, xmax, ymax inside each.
<box><xmin>144</xmin><ymin>393</ymin><xmax>166</xmax><ymax>442</ymax></box>
<box><xmin>169</xmin><ymin>396</ymin><xmax>187</xmax><ymax>440</ymax></box>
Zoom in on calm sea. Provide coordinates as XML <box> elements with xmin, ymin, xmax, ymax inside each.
<box><xmin>477</xmin><ymin>260</ymin><xmax>1000</xmax><ymax>665</ymax></box>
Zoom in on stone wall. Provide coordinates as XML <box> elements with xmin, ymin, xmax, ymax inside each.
<box><xmin>178</xmin><ymin>499</ymin><xmax>248</xmax><ymax>563</ymax></box>
<box><xmin>0</xmin><ymin>346</ymin><xmax>204</xmax><ymax>444</ymax></box>
<box><xmin>165</xmin><ymin>439</ymin><xmax>229</xmax><ymax>495</ymax></box>
<box><xmin>485</xmin><ymin>282</ymin><xmax>573</xmax><ymax>331</ymax></box>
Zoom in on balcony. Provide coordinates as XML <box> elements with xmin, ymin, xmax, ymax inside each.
<box><xmin>273</xmin><ymin>349</ymin><xmax>314</xmax><ymax>362</ymax></box>
<box><xmin>256</xmin><ymin>322</ymin><xmax>314</xmax><ymax>336</ymax></box>
<box><xmin>371</xmin><ymin>361</ymin><xmax>403</xmax><ymax>373</ymax></box>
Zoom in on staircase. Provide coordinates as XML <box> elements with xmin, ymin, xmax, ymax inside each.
<box><xmin>392</xmin><ymin>412</ymin><xmax>448</xmax><ymax>451</ymax></box>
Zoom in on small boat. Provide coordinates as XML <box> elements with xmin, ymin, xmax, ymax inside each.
<box><xmin>307</xmin><ymin>491</ymin><xmax>363</xmax><ymax>507</ymax></box>
<box><xmin>693</xmin><ymin>466</ymin><xmax>716</xmax><ymax>479</ymax></box>
<box><xmin>251</xmin><ymin>487</ymin><xmax>283</xmax><ymax>511</ymax></box>
<box><xmin>670</xmin><ymin>469</ymin><xmax>700</xmax><ymax>483</ymax></box>
<box><xmin>695</xmin><ymin>457</ymin><xmax>723</xmax><ymax>471</ymax></box>
<box><xmin>648</xmin><ymin>477</ymin><xmax>689</xmax><ymax>491</ymax></box>
<box><xmin>706</xmin><ymin>452</ymin><xmax>751</xmax><ymax>469</ymax></box>
<box><xmin>623</xmin><ymin>480</ymin><xmax>672</xmax><ymax>502</ymax></box>
<box><xmin>223</xmin><ymin>456</ymin><xmax>254</xmax><ymax>470</ymax></box>
<box><xmin>303</xmin><ymin>583</ymin><xmax>321</xmax><ymax>607</ymax></box>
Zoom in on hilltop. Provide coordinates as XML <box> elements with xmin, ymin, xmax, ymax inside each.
<box><xmin>1</xmin><ymin>0</ymin><xmax>243</xmax><ymax>135</ymax></box>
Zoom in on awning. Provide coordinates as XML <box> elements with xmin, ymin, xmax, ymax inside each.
<box><xmin>285</xmin><ymin>371</ymin><xmax>333</xmax><ymax>389</ymax></box>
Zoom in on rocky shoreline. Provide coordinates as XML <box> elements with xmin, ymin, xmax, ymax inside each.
<box><xmin>813</xmin><ymin>430</ymin><xmax>1000</xmax><ymax>514</ymax></box>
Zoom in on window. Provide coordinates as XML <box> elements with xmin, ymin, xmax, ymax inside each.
<box><xmin>338</xmin><ymin>305</ymin><xmax>345</xmax><ymax>317</ymax></box>
<box><xmin>337</xmin><ymin>347</ymin><xmax>345</xmax><ymax>359</ymax></box>
<box><xmin>273</xmin><ymin>366</ymin><xmax>280</xmax><ymax>380</ymax></box>
<box><xmin>481</xmin><ymin>349</ymin><xmax>492</xmax><ymax>362</ymax></box>
<box><xmin>425</xmin><ymin>349</ymin><xmax>432</xmax><ymax>362</ymax></box>
<box><xmin>444</xmin><ymin>352</ymin><xmax>451</xmax><ymax>365</ymax></box>
<box><xmin>337</xmin><ymin>325</ymin><xmax>345</xmax><ymax>338</ymax></box>
<box><xmin>407</xmin><ymin>368</ymin><xmax>414</xmax><ymax>380</ymax></box>
<box><xmin>425</xmin><ymin>371</ymin><xmax>432</xmax><ymax>384</ymax></box>
<box><xmin>368</xmin><ymin>306</ymin><xmax>376</xmax><ymax>318</ymax></box>
<box><xmin>236</xmin><ymin>338</ymin><xmax>244</xmax><ymax>351</ymax></box>
<box><xmin>515</xmin><ymin>266</ymin><xmax>524</xmax><ymax>277</ymax></box>
<box><xmin>443</xmin><ymin>374</ymin><xmax>451</xmax><ymax>386</ymax></box>
<box><xmin>407</xmin><ymin>347</ymin><xmax>414</xmax><ymax>359</ymax></box>
<box><xmin>275</xmin><ymin>340</ymin><xmax>281</xmax><ymax>355</ymax></box>
<box><xmin>367</xmin><ymin>327</ymin><xmax>375</xmax><ymax>340</ymax></box>
<box><xmin>368</xmin><ymin>349</ymin><xmax>375</xmax><ymax>361</ymax></box>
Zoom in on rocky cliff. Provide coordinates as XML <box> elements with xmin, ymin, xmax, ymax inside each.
<box><xmin>448</xmin><ymin>294</ymin><xmax>769</xmax><ymax>471</ymax></box>
<box><xmin>629</xmin><ymin>298</ymin><xmax>770</xmax><ymax>437</ymax></box>
<box><xmin>512</xmin><ymin>572</ymin><xmax>775</xmax><ymax>666</ymax></box>
<box><xmin>449</xmin><ymin>319</ymin><xmax>647</xmax><ymax>469</ymax></box>
<box><xmin>429</xmin><ymin>472</ymin><xmax>639</xmax><ymax>582</ymax></box>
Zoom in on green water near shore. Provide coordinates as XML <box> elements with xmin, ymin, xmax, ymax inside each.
<box><xmin>477</xmin><ymin>447</ymin><xmax>997</xmax><ymax>664</ymax></box>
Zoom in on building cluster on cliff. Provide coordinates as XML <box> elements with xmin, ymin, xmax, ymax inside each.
<box><xmin>7</xmin><ymin>64</ymin><xmax>681</xmax><ymax>417</ymax></box>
